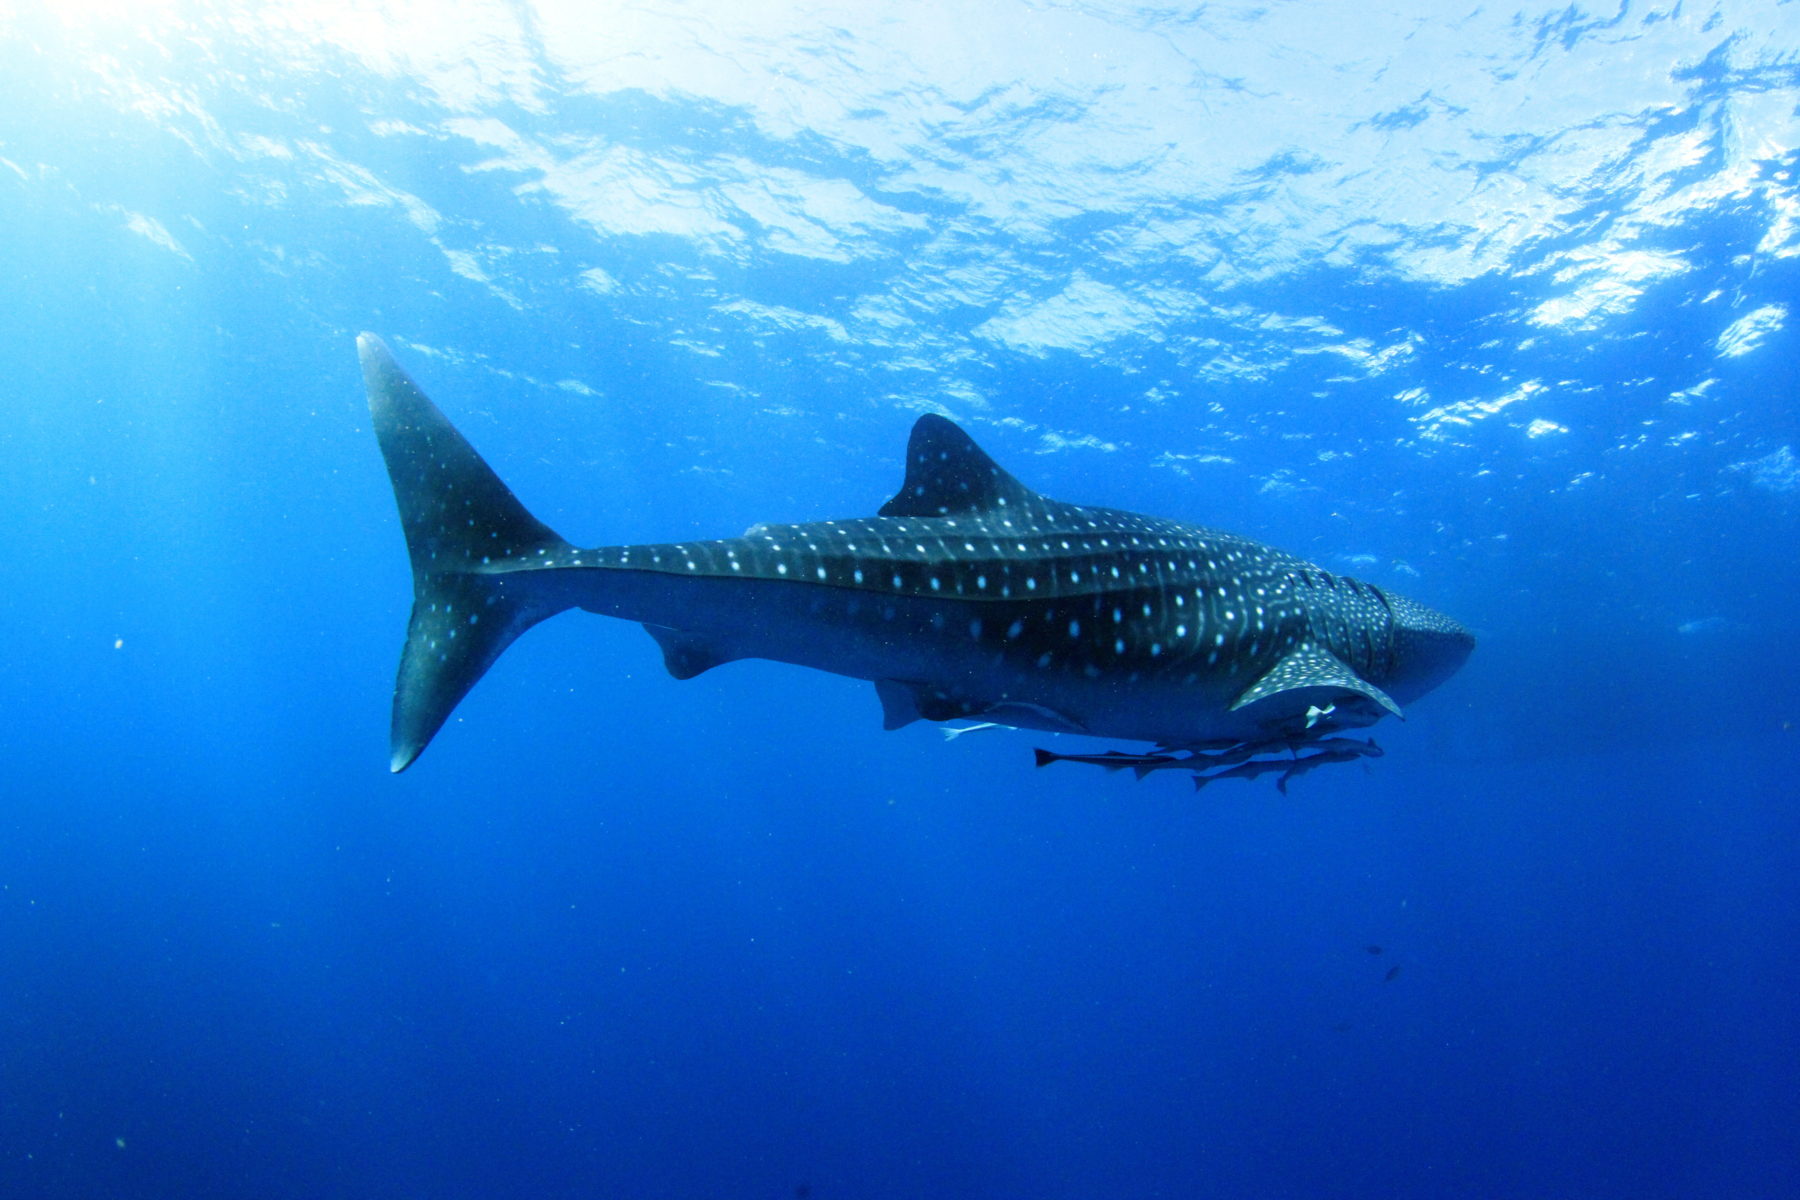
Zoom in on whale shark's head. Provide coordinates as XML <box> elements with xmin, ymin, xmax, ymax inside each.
<box><xmin>1382</xmin><ymin>591</ymin><xmax>1476</xmax><ymax>706</ymax></box>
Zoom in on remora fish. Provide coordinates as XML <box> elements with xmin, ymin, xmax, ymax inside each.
<box><xmin>1033</xmin><ymin>748</ymin><xmax>1183</xmax><ymax>773</ymax></box>
<box><xmin>360</xmin><ymin>335</ymin><xmax>1473</xmax><ymax>772</ymax></box>
<box><xmin>1185</xmin><ymin>746</ymin><xmax>1369</xmax><ymax>794</ymax></box>
<box><xmin>1032</xmin><ymin>737</ymin><xmax>1382</xmax><ymax>783</ymax></box>
<box><xmin>1188</xmin><ymin>757</ymin><xmax>1297</xmax><ymax>791</ymax></box>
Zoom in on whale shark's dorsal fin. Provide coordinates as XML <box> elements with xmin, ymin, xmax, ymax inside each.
<box><xmin>879</xmin><ymin>414</ymin><xmax>1046</xmax><ymax>519</ymax></box>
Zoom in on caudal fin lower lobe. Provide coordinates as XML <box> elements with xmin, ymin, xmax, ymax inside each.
<box><xmin>360</xmin><ymin>333</ymin><xmax>575</xmax><ymax>771</ymax></box>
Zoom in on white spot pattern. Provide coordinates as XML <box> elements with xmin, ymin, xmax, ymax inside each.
<box><xmin>387</xmin><ymin>391</ymin><xmax>1465</xmax><ymax>753</ymax></box>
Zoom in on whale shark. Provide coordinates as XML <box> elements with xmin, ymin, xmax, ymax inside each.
<box><xmin>360</xmin><ymin>334</ymin><xmax>1473</xmax><ymax>776</ymax></box>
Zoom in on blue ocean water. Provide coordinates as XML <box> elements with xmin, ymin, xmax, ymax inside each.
<box><xmin>4</xmin><ymin>2</ymin><xmax>1799</xmax><ymax>1197</ymax></box>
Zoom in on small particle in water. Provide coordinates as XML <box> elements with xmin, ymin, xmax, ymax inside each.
<box><xmin>115</xmin><ymin>1138</ymin><xmax>126</xmax><ymax>1150</ymax></box>
<box><xmin>1384</xmin><ymin>966</ymin><xmax>1401</xmax><ymax>982</ymax></box>
<box><xmin>113</xmin><ymin>638</ymin><xmax>124</xmax><ymax>650</ymax></box>
<box><xmin>1365</xmin><ymin>945</ymin><xmax>1383</xmax><ymax>955</ymax></box>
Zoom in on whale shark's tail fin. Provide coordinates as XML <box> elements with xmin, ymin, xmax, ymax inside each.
<box><xmin>360</xmin><ymin>333</ymin><xmax>577</xmax><ymax>772</ymax></box>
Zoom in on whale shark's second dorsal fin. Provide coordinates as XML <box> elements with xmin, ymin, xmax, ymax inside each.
<box><xmin>879</xmin><ymin>415</ymin><xmax>1046</xmax><ymax>519</ymax></box>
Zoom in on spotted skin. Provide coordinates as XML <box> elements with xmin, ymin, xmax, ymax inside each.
<box><xmin>361</xmin><ymin>334</ymin><xmax>1474</xmax><ymax>772</ymax></box>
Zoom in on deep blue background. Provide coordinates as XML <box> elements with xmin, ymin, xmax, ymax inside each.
<box><xmin>3</xmin><ymin>4</ymin><xmax>1798</xmax><ymax>1198</ymax></box>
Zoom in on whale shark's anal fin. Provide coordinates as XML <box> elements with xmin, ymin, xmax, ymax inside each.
<box><xmin>642</xmin><ymin>624</ymin><xmax>738</xmax><ymax>680</ymax></box>
<box><xmin>360</xmin><ymin>333</ymin><xmax>577</xmax><ymax>771</ymax></box>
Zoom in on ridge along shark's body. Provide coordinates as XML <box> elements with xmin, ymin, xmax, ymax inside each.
<box><xmin>360</xmin><ymin>334</ymin><xmax>1473</xmax><ymax>775</ymax></box>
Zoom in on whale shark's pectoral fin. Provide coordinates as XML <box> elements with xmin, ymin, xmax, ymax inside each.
<box><xmin>1230</xmin><ymin>643</ymin><xmax>1402</xmax><ymax>726</ymax></box>
<box><xmin>642</xmin><ymin>624</ymin><xmax>738</xmax><ymax>680</ymax></box>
